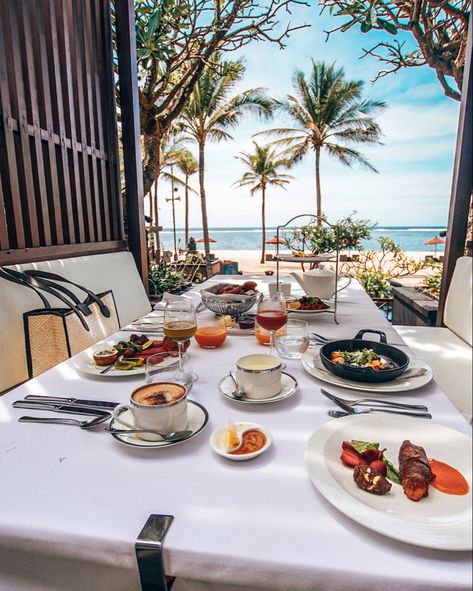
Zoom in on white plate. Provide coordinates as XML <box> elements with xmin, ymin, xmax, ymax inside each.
<box><xmin>301</xmin><ymin>351</ymin><xmax>433</xmax><ymax>393</ymax></box>
<box><xmin>73</xmin><ymin>340</ymin><xmax>178</xmax><ymax>377</ymax></box>
<box><xmin>304</xmin><ymin>414</ymin><xmax>472</xmax><ymax>550</ymax></box>
<box><xmin>218</xmin><ymin>372</ymin><xmax>298</xmax><ymax>404</ymax></box>
<box><xmin>210</xmin><ymin>421</ymin><xmax>272</xmax><ymax>461</ymax></box>
<box><xmin>109</xmin><ymin>400</ymin><xmax>209</xmax><ymax>448</ymax></box>
<box><xmin>287</xmin><ymin>301</ymin><xmax>334</xmax><ymax>315</ymax></box>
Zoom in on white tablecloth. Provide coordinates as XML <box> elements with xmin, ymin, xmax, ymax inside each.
<box><xmin>0</xmin><ymin>275</ymin><xmax>470</xmax><ymax>591</ymax></box>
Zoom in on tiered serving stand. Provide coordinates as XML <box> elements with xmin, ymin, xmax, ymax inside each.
<box><xmin>275</xmin><ymin>214</ymin><xmax>341</xmax><ymax>324</ymax></box>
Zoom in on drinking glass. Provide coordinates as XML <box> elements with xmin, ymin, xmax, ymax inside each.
<box><xmin>255</xmin><ymin>292</ymin><xmax>288</xmax><ymax>355</ymax></box>
<box><xmin>145</xmin><ymin>352</ymin><xmax>195</xmax><ymax>391</ymax></box>
<box><xmin>274</xmin><ymin>319</ymin><xmax>309</xmax><ymax>359</ymax></box>
<box><xmin>163</xmin><ymin>300</ymin><xmax>197</xmax><ymax>369</ymax></box>
<box><xmin>195</xmin><ymin>314</ymin><xmax>227</xmax><ymax>349</ymax></box>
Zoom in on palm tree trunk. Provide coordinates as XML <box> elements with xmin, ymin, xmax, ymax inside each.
<box><xmin>185</xmin><ymin>173</ymin><xmax>189</xmax><ymax>246</ymax></box>
<box><xmin>148</xmin><ymin>190</ymin><xmax>154</xmax><ymax>261</ymax></box>
<box><xmin>315</xmin><ymin>147</ymin><xmax>322</xmax><ymax>225</ymax></box>
<box><xmin>153</xmin><ymin>174</ymin><xmax>161</xmax><ymax>262</ymax></box>
<box><xmin>198</xmin><ymin>141</ymin><xmax>212</xmax><ymax>277</ymax></box>
<box><xmin>260</xmin><ymin>184</ymin><xmax>266</xmax><ymax>264</ymax></box>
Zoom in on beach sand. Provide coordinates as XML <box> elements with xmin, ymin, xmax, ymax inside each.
<box><xmin>211</xmin><ymin>249</ymin><xmax>440</xmax><ymax>287</ymax></box>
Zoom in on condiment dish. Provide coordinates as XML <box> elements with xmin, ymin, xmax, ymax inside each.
<box><xmin>210</xmin><ymin>421</ymin><xmax>272</xmax><ymax>461</ymax></box>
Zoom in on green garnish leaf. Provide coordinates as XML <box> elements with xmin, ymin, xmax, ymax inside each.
<box><xmin>384</xmin><ymin>458</ymin><xmax>401</xmax><ymax>484</ymax></box>
<box><xmin>351</xmin><ymin>440</ymin><xmax>379</xmax><ymax>453</ymax></box>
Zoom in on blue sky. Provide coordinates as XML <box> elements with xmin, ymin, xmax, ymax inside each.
<box><xmin>156</xmin><ymin>3</ymin><xmax>460</xmax><ymax>229</ymax></box>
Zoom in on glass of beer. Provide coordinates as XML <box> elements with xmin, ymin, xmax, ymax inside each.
<box><xmin>163</xmin><ymin>300</ymin><xmax>197</xmax><ymax>368</ymax></box>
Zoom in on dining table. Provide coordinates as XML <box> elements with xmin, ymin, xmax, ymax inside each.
<box><xmin>0</xmin><ymin>274</ymin><xmax>471</xmax><ymax>591</ymax></box>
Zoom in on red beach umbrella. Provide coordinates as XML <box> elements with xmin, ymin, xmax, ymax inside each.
<box><xmin>265</xmin><ymin>236</ymin><xmax>285</xmax><ymax>245</ymax></box>
<box><xmin>196</xmin><ymin>237</ymin><xmax>217</xmax><ymax>243</ymax></box>
<box><xmin>424</xmin><ymin>235</ymin><xmax>445</xmax><ymax>257</ymax></box>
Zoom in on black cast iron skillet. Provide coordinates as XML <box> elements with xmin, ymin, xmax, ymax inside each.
<box><xmin>320</xmin><ymin>329</ymin><xmax>410</xmax><ymax>383</ymax></box>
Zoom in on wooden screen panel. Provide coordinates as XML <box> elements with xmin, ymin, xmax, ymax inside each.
<box><xmin>0</xmin><ymin>0</ymin><xmax>124</xmax><ymax>265</ymax></box>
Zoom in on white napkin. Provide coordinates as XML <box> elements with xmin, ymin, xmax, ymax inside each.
<box><xmin>153</xmin><ymin>291</ymin><xmax>203</xmax><ymax>311</ymax></box>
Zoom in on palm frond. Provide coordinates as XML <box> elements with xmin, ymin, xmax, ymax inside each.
<box><xmin>324</xmin><ymin>143</ymin><xmax>379</xmax><ymax>172</ymax></box>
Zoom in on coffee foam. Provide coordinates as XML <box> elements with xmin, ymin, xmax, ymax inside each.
<box><xmin>133</xmin><ymin>383</ymin><xmax>186</xmax><ymax>406</ymax></box>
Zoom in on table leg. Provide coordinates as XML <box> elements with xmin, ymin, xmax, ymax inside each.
<box><xmin>136</xmin><ymin>514</ymin><xmax>174</xmax><ymax>591</ymax></box>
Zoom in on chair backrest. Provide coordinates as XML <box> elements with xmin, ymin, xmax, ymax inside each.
<box><xmin>0</xmin><ymin>251</ymin><xmax>151</xmax><ymax>393</ymax></box>
<box><xmin>444</xmin><ymin>256</ymin><xmax>472</xmax><ymax>346</ymax></box>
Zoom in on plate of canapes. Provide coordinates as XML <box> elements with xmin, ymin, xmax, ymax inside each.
<box><xmin>304</xmin><ymin>414</ymin><xmax>472</xmax><ymax>550</ymax></box>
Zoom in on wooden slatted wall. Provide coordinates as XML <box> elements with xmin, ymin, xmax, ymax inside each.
<box><xmin>0</xmin><ymin>0</ymin><xmax>126</xmax><ymax>265</ymax></box>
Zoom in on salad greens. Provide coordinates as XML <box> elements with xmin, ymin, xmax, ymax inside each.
<box><xmin>351</xmin><ymin>440</ymin><xmax>401</xmax><ymax>484</ymax></box>
<box><xmin>337</xmin><ymin>348</ymin><xmax>380</xmax><ymax>365</ymax></box>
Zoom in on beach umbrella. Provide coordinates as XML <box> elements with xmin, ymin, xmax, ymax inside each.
<box><xmin>196</xmin><ymin>237</ymin><xmax>217</xmax><ymax>243</ymax></box>
<box><xmin>424</xmin><ymin>235</ymin><xmax>445</xmax><ymax>257</ymax></box>
<box><xmin>265</xmin><ymin>236</ymin><xmax>285</xmax><ymax>245</ymax></box>
<box><xmin>266</xmin><ymin>236</ymin><xmax>285</xmax><ymax>253</ymax></box>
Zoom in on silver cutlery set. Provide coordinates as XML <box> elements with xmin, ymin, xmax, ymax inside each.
<box><xmin>13</xmin><ymin>333</ymin><xmax>431</xmax><ymax>430</ymax></box>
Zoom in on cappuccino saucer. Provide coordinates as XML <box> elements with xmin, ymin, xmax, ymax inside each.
<box><xmin>218</xmin><ymin>372</ymin><xmax>298</xmax><ymax>404</ymax></box>
<box><xmin>108</xmin><ymin>400</ymin><xmax>209</xmax><ymax>449</ymax></box>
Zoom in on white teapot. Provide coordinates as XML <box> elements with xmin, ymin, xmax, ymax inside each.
<box><xmin>290</xmin><ymin>268</ymin><xmax>351</xmax><ymax>300</ymax></box>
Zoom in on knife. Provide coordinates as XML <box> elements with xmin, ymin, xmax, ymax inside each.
<box><xmin>23</xmin><ymin>395</ymin><xmax>118</xmax><ymax>410</ymax></box>
<box><xmin>13</xmin><ymin>401</ymin><xmax>112</xmax><ymax>417</ymax></box>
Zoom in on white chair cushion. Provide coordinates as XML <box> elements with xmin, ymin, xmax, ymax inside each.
<box><xmin>444</xmin><ymin>256</ymin><xmax>472</xmax><ymax>346</ymax></box>
<box><xmin>0</xmin><ymin>251</ymin><xmax>151</xmax><ymax>393</ymax></box>
<box><xmin>395</xmin><ymin>325</ymin><xmax>472</xmax><ymax>418</ymax></box>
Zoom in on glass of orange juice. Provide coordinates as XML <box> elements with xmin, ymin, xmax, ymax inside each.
<box><xmin>195</xmin><ymin>315</ymin><xmax>227</xmax><ymax>349</ymax></box>
<box><xmin>255</xmin><ymin>322</ymin><xmax>286</xmax><ymax>346</ymax></box>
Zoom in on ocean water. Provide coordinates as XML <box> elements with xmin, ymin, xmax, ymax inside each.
<box><xmin>158</xmin><ymin>226</ymin><xmax>446</xmax><ymax>253</ymax></box>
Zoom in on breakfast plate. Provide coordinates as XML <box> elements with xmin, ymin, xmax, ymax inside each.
<box><xmin>218</xmin><ymin>372</ymin><xmax>298</xmax><ymax>404</ymax></box>
<box><xmin>301</xmin><ymin>351</ymin><xmax>433</xmax><ymax>393</ymax></box>
<box><xmin>73</xmin><ymin>340</ymin><xmax>178</xmax><ymax>377</ymax></box>
<box><xmin>287</xmin><ymin>301</ymin><xmax>334</xmax><ymax>315</ymax></box>
<box><xmin>304</xmin><ymin>414</ymin><xmax>472</xmax><ymax>550</ymax></box>
<box><xmin>109</xmin><ymin>400</ymin><xmax>209</xmax><ymax>448</ymax></box>
<box><xmin>210</xmin><ymin>421</ymin><xmax>272</xmax><ymax>461</ymax></box>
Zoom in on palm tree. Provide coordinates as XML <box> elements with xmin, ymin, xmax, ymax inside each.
<box><xmin>259</xmin><ymin>61</ymin><xmax>386</xmax><ymax>222</ymax></box>
<box><xmin>175</xmin><ymin>150</ymin><xmax>199</xmax><ymax>245</ymax></box>
<box><xmin>178</xmin><ymin>55</ymin><xmax>274</xmax><ymax>275</ymax></box>
<box><xmin>148</xmin><ymin>139</ymin><xmax>190</xmax><ymax>260</ymax></box>
<box><xmin>234</xmin><ymin>143</ymin><xmax>293</xmax><ymax>264</ymax></box>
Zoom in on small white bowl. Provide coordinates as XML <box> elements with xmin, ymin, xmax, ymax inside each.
<box><xmin>210</xmin><ymin>421</ymin><xmax>272</xmax><ymax>461</ymax></box>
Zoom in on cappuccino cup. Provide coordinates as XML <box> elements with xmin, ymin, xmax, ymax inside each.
<box><xmin>236</xmin><ymin>354</ymin><xmax>282</xmax><ymax>399</ymax></box>
<box><xmin>113</xmin><ymin>382</ymin><xmax>188</xmax><ymax>440</ymax></box>
<box><xmin>268</xmin><ymin>282</ymin><xmax>291</xmax><ymax>297</ymax></box>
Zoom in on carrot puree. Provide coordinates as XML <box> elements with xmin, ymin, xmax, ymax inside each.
<box><xmin>429</xmin><ymin>459</ymin><xmax>469</xmax><ymax>495</ymax></box>
<box><xmin>231</xmin><ymin>429</ymin><xmax>266</xmax><ymax>455</ymax></box>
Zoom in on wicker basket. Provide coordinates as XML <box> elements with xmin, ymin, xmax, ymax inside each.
<box><xmin>200</xmin><ymin>283</ymin><xmax>259</xmax><ymax>317</ymax></box>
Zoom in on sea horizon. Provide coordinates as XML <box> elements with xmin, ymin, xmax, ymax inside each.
<box><xmin>157</xmin><ymin>225</ymin><xmax>447</xmax><ymax>253</ymax></box>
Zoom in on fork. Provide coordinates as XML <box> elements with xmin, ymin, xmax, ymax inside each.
<box><xmin>320</xmin><ymin>389</ymin><xmax>428</xmax><ymax>411</ymax></box>
<box><xmin>18</xmin><ymin>414</ymin><xmax>110</xmax><ymax>429</ymax></box>
<box><xmin>328</xmin><ymin>409</ymin><xmax>432</xmax><ymax>419</ymax></box>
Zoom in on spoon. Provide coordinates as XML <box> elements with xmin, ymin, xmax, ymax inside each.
<box><xmin>228</xmin><ymin>371</ymin><xmax>246</xmax><ymax>399</ymax></box>
<box><xmin>106</xmin><ymin>428</ymin><xmax>193</xmax><ymax>441</ymax></box>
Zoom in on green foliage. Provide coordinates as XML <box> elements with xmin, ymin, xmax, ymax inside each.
<box><xmin>422</xmin><ymin>266</ymin><xmax>443</xmax><ymax>298</ymax></box>
<box><xmin>354</xmin><ymin>269</ymin><xmax>393</xmax><ymax>298</ymax></box>
<box><xmin>284</xmin><ymin>214</ymin><xmax>373</xmax><ymax>255</ymax></box>
<box><xmin>148</xmin><ymin>262</ymin><xmax>190</xmax><ymax>295</ymax></box>
<box><xmin>342</xmin><ymin>236</ymin><xmax>439</xmax><ymax>298</ymax></box>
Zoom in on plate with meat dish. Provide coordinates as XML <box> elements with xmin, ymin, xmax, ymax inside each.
<box><xmin>305</xmin><ymin>414</ymin><xmax>472</xmax><ymax>550</ymax></box>
<box><xmin>73</xmin><ymin>333</ymin><xmax>181</xmax><ymax>377</ymax></box>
